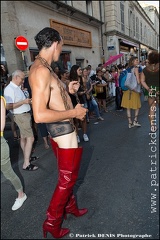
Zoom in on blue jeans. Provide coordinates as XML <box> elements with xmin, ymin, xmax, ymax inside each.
<box><xmin>83</xmin><ymin>102</ymin><xmax>89</xmax><ymax>122</ymax></box>
<box><xmin>88</xmin><ymin>97</ymin><xmax>101</xmax><ymax>118</ymax></box>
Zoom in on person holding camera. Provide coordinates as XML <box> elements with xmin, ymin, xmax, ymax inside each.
<box><xmin>95</xmin><ymin>67</ymin><xmax>108</xmax><ymax>113</ymax></box>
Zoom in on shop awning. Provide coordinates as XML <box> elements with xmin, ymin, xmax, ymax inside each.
<box><xmin>120</xmin><ymin>40</ymin><xmax>138</xmax><ymax>48</ymax></box>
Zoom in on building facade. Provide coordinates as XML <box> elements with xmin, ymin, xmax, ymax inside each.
<box><xmin>103</xmin><ymin>0</ymin><xmax>159</xmax><ymax>65</ymax></box>
<box><xmin>1</xmin><ymin>1</ymin><xmax>159</xmax><ymax>74</ymax></box>
<box><xmin>1</xmin><ymin>1</ymin><xmax>104</xmax><ymax>74</ymax></box>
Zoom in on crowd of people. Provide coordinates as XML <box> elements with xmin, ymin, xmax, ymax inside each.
<box><xmin>1</xmin><ymin>26</ymin><xmax>159</xmax><ymax>239</ymax></box>
<box><xmin>2</xmin><ymin>53</ymin><xmax>158</xmax><ymax>139</ymax></box>
<box><xmin>52</xmin><ymin>55</ymin><xmax>159</xmax><ymax>133</ymax></box>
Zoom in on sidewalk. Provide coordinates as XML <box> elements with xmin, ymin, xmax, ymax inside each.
<box><xmin>1</xmin><ymin>98</ymin><xmax>159</xmax><ymax>239</ymax></box>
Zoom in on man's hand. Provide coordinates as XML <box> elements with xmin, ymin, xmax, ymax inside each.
<box><xmin>68</xmin><ymin>81</ymin><xmax>80</xmax><ymax>94</ymax></box>
<box><xmin>23</xmin><ymin>98</ymin><xmax>32</xmax><ymax>104</ymax></box>
<box><xmin>91</xmin><ymin>82</ymin><xmax>96</xmax><ymax>86</ymax></box>
<box><xmin>6</xmin><ymin>98</ymin><xmax>32</xmax><ymax>110</ymax></box>
<box><xmin>75</xmin><ymin>103</ymin><xmax>88</xmax><ymax>121</ymax></box>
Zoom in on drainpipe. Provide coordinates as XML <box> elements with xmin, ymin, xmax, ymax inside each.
<box><xmin>99</xmin><ymin>1</ymin><xmax>104</xmax><ymax>63</ymax></box>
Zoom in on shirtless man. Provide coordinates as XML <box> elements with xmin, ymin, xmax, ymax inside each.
<box><xmin>29</xmin><ymin>27</ymin><xmax>88</xmax><ymax>239</ymax></box>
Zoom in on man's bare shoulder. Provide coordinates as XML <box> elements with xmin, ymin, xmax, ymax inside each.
<box><xmin>29</xmin><ymin>65</ymin><xmax>50</xmax><ymax>82</ymax></box>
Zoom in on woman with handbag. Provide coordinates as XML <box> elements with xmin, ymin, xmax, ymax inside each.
<box><xmin>121</xmin><ymin>56</ymin><xmax>142</xmax><ymax>128</ymax></box>
<box><xmin>69</xmin><ymin>65</ymin><xmax>89</xmax><ymax>143</ymax></box>
<box><xmin>95</xmin><ymin>67</ymin><xmax>108</xmax><ymax>113</ymax></box>
<box><xmin>82</xmin><ymin>67</ymin><xmax>104</xmax><ymax>121</ymax></box>
<box><xmin>140</xmin><ymin>50</ymin><xmax>159</xmax><ymax>132</ymax></box>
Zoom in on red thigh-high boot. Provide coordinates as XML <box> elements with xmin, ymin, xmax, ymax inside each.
<box><xmin>50</xmin><ymin>138</ymin><xmax>58</xmax><ymax>158</ymax></box>
<box><xmin>64</xmin><ymin>147</ymin><xmax>88</xmax><ymax>218</ymax></box>
<box><xmin>43</xmin><ymin>147</ymin><xmax>84</xmax><ymax>239</ymax></box>
<box><xmin>65</xmin><ymin>193</ymin><xmax>88</xmax><ymax>218</ymax></box>
<box><xmin>50</xmin><ymin>138</ymin><xmax>88</xmax><ymax>218</ymax></box>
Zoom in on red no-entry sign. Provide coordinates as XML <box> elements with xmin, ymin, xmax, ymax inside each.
<box><xmin>15</xmin><ymin>36</ymin><xmax>28</xmax><ymax>51</ymax></box>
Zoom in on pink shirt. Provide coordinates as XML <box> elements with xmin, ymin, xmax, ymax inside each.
<box><xmin>111</xmin><ymin>72</ymin><xmax>119</xmax><ymax>87</ymax></box>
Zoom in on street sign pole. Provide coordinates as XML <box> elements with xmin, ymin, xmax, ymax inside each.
<box><xmin>21</xmin><ymin>51</ymin><xmax>26</xmax><ymax>71</ymax></box>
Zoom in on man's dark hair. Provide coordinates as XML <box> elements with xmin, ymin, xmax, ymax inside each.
<box><xmin>60</xmin><ymin>69</ymin><xmax>69</xmax><ymax>75</ymax></box>
<box><xmin>28</xmin><ymin>64</ymin><xmax>32</xmax><ymax>71</ymax></box>
<box><xmin>96</xmin><ymin>67</ymin><xmax>102</xmax><ymax>73</ymax></box>
<box><xmin>125</xmin><ymin>63</ymin><xmax>128</xmax><ymax>68</ymax></box>
<box><xmin>148</xmin><ymin>51</ymin><xmax>160</xmax><ymax>64</ymax></box>
<box><xmin>117</xmin><ymin>64</ymin><xmax>123</xmax><ymax>70</ymax></box>
<box><xmin>34</xmin><ymin>27</ymin><xmax>61</xmax><ymax>51</ymax></box>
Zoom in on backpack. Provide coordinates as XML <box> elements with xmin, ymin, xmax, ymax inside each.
<box><xmin>119</xmin><ymin>70</ymin><xmax>128</xmax><ymax>91</ymax></box>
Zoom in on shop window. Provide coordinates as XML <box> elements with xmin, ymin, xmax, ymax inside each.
<box><xmin>144</xmin><ymin>25</ymin><xmax>147</xmax><ymax>43</ymax></box>
<box><xmin>53</xmin><ymin>52</ymin><xmax>71</xmax><ymax>71</ymax></box>
<box><xmin>29</xmin><ymin>48</ymin><xmax>39</xmax><ymax>62</ymax></box>
<box><xmin>157</xmin><ymin>36</ymin><xmax>159</xmax><ymax>49</ymax></box>
<box><xmin>60</xmin><ymin>52</ymin><xmax>71</xmax><ymax>71</ymax></box>
<box><xmin>148</xmin><ymin>29</ymin><xmax>151</xmax><ymax>45</ymax></box>
<box><xmin>136</xmin><ymin>17</ymin><xmax>139</xmax><ymax>40</ymax></box>
<box><xmin>140</xmin><ymin>22</ymin><xmax>142</xmax><ymax>42</ymax></box>
<box><xmin>29</xmin><ymin>49</ymin><xmax>71</xmax><ymax>71</ymax></box>
<box><xmin>76</xmin><ymin>59</ymin><xmax>84</xmax><ymax>68</ymax></box>
<box><xmin>64</xmin><ymin>1</ymin><xmax>72</xmax><ymax>6</ymax></box>
<box><xmin>129</xmin><ymin>10</ymin><xmax>133</xmax><ymax>37</ymax></box>
<box><xmin>120</xmin><ymin>1</ymin><xmax>125</xmax><ymax>32</ymax></box>
<box><xmin>86</xmin><ymin>0</ymin><xmax>93</xmax><ymax>16</ymax></box>
<box><xmin>1</xmin><ymin>42</ymin><xmax>8</xmax><ymax>78</ymax></box>
<box><xmin>133</xmin><ymin>14</ymin><xmax>135</xmax><ymax>38</ymax></box>
<box><xmin>1</xmin><ymin>43</ymin><xmax>8</xmax><ymax>84</ymax></box>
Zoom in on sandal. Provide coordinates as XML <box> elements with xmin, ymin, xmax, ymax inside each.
<box><xmin>30</xmin><ymin>156</ymin><xmax>39</xmax><ymax>162</ymax></box>
<box><xmin>133</xmin><ymin>115</ymin><xmax>141</xmax><ymax>127</ymax></box>
<box><xmin>23</xmin><ymin>164</ymin><xmax>38</xmax><ymax>171</ymax></box>
<box><xmin>128</xmin><ymin>123</ymin><xmax>134</xmax><ymax>128</ymax></box>
<box><xmin>133</xmin><ymin>120</ymin><xmax>141</xmax><ymax>127</ymax></box>
<box><xmin>44</xmin><ymin>144</ymin><xmax>50</xmax><ymax>149</ymax></box>
<box><xmin>128</xmin><ymin>117</ymin><xmax>134</xmax><ymax>129</ymax></box>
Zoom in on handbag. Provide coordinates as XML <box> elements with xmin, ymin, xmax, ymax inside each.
<box><xmin>95</xmin><ymin>85</ymin><xmax>104</xmax><ymax>93</ymax></box>
<box><xmin>125</xmin><ymin>68</ymin><xmax>141</xmax><ymax>93</ymax></box>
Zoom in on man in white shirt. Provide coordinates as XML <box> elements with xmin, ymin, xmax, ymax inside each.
<box><xmin>139</xmin><ymin>61</ymin><xmax>146</xmax><ymax>69</ymax></box>
<box><xmin>4</xmin><ymin>70</ymin><xmax>38</xmax><ymax>171</ymax></box>
<box><xmin>87</xmin><ymin>65</ymin><xmax>95</xmax><ymax>78</ymax></box>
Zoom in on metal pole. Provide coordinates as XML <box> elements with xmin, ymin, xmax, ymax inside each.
<box><xmin>21</xmin><ymin>51</ymin><xmax>26</xmax><ymax>71</ymax></box>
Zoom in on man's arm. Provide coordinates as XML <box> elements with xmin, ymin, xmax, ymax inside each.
<box><xmin>140</xmin><ymin>71</ymin><xmax>150</xmax><ymax>91</ymax></box>
<box><xmin>29</xmin><ymin>67</ymin><xmax>86</xmax><ymax>123</ymax></box>
<box><xmin>4</xmin><ymin>86</ymin><xmax>32</xmax><ymax>110</ymax></box>
<box><xmin>134</xmin><ymin>67</ymin><xmax>140</xmax><ymax>84</ymax></box>
<box><xmin>6</xmin><ymin>98</ymin><xmax>31</xmax><ymax>110</ymax></box>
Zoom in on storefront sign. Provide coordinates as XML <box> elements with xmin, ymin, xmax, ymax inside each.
<box><xmin>50</xmin><ymin>19</ymin><xmax>92</xmax><ymax>48</ymax></box>
<box><xmin>108</xmin><ymin>46</ymin><xmax>115</xmax><ymax>50</ymax></box>
<box><xmin>120</xmin><ymin>45</ymin><xmax>129</xmax><ymax>51</ymax></box>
